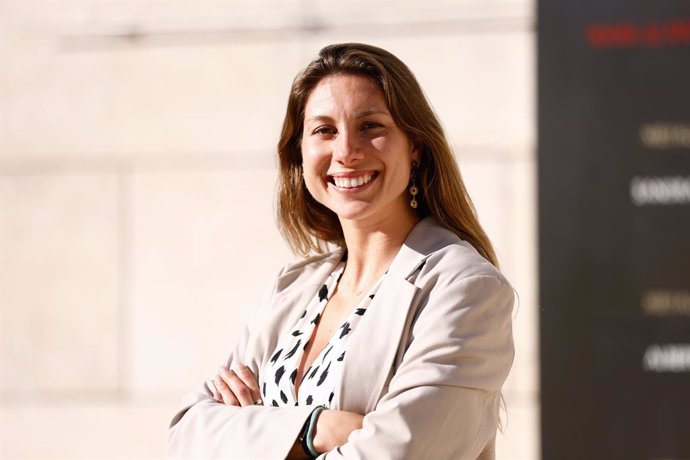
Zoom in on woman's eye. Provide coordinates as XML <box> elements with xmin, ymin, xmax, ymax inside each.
<box><xmin>312</xmin><ymin>126</ymin><xmax>336</xmax><ymax>136</ymax></box>
<box><xmin>362</xmin><ymin>121</ymin><xmax>383</xmax><ymax>131</ymax></box>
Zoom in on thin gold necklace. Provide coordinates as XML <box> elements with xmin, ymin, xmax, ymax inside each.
<box><xmin>339</xmin><ymin>267</ymin><xmax>386</xmax><ymax>297</ymax></box>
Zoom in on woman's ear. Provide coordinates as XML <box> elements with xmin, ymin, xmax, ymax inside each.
<box><xmin>410</xmin><ymin>137</ymin><xmax>422</xmax><ymax>163</ymax></box>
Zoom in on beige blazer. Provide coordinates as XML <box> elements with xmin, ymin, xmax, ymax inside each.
<box><xmin>167</xmin><ymin>217</ymin><xmax>514</xmax><ymax>460</ymax></box>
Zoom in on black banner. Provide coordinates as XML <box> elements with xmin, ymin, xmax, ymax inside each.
<box><xmin>538</xmin><ymin>1</ymin><xmax>690</xmax><ymax>459</ymax></box>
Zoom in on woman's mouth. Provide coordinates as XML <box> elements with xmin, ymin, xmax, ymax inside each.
<box><xmin>329</xmin><ymin>172</ymin><xmax>377</xmax><ymax>189</ymax></box>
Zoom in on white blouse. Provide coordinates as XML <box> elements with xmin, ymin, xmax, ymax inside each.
<box><xmin>260</xmin><ymin>261</ymin><xmax>384</xmax><ymax>408</ymax></box>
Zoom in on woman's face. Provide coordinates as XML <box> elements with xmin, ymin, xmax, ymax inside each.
<box><xmin>300</xmin><ymin>74</ymin><xmax>418</xmax><ymax>226</ymax></box>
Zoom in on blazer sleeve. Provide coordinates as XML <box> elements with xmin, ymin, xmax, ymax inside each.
<box><xmin>166</xmin><ymin>271</ymin><xmax>314</xmax><ymax>460</ymax></box>
<box><xmin>323</xmin><ymin>273</ymin><xmax>515</xmax><ymax>460</ymax></box>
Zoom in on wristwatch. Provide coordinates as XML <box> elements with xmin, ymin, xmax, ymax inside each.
<box><xmin>299</xmin><ymin>405</ymin><xmax>327</xmax><ymax>458</ymax></box>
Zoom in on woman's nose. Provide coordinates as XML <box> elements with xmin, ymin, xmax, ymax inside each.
<box><xmin>333</xmin><ymin>130</ymin><xmax>363</xmax><ymax>165</ymax></box>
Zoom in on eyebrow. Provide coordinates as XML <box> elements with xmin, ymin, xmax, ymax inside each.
<box><xmin>305</xmin><ymin>109</ymin><xmax>391</xmax><ymax>123</ymax></box>
<box><xmin>355</xmin><ymin>109</ymin><xmax>390</xmax><ymax>117</ymax></box>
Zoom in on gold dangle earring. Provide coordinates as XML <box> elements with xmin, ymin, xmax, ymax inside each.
<box><xmin>409</xmin><ymin>162</ymin><xmax>419</xmax><ymax>209</ymax></box>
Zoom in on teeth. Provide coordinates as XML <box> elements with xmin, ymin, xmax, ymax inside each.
<box><xmin>333</xmin><ymin>174</ymin><xmax>373</xmax><ymax>189</ymax></box>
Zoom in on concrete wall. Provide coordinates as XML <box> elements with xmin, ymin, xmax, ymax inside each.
<box><xmin>0</xmin><ymin>1</ymin><xmax>538</xmax><ymax>458</ymax></box>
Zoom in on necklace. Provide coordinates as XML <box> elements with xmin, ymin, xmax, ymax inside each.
<box><xmin>343</xmin><ymin>281</ymin><xmax>370</xmax><ymax>297</ymax></box>
<box><xmin>339</xmin><ymin>267</ymin><xmax>387</xmax><ymax>297</ymax></box>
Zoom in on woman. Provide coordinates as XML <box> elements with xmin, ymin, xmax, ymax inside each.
<box><xmin>167</xmin><ymin>43</ymin><xmax>514</xmax><ymax>460</ymax></box>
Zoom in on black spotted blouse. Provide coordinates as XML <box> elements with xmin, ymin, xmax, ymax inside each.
<box><xmin>260</xmin><ymin>261</ymin><xmax>384</xmax><ymax>408</ymax></box>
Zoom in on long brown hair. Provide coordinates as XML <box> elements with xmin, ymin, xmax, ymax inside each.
<box><xmin>276</xmin><ymin>43</ymin><xmax>498</xmax><ymax>267</ymax></box>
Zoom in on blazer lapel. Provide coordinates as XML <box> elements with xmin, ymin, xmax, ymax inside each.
<box><xmin>335</xmin><ymin>275</ymin><xmax>418</xmax><ymax>414</ymax></box>
<box><xmin>335</xmin><ymin>224</ymin><xmax>435</xmax><ymax>414</ymax></box>
<box><xmin>262</xmin><ymin>250</ymin><xmax>344</xmax><ymax>368</ymax></box>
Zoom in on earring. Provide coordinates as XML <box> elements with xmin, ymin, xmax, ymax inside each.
<box><xmin>409</xmin><ymin>162</ymin><xmax>419</xmax><ymax>209</ymax></box>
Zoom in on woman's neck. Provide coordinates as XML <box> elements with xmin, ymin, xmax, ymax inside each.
<box><xmin>338</xmin><ymin>211</ymin><xmax>421</xmax><ymax>293</ymax></box>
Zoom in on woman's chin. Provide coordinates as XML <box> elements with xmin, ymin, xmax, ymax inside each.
<box><xmin>332</xmin><ymin>207</ymin><xmax>374</xmax><ymax>222</ymax></box>
<box><xmin>333</xmin><ymin>203</ymin><xmax>413</xmax><ymax>226</ymax></box>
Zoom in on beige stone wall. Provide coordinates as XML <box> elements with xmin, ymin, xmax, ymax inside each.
<box><xmin>0</xmin><ymin>1</ymin><xmax>538</xmax><ymax>458</ymax></box>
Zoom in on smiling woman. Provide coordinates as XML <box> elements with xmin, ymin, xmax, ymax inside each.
<box><xmin>300</xmin><ymin>74</ymin><xmax>418</xmax><ymax>227</ymax></box>
<box><xmin>167</xmin><ymin>43</ymin><xmax>514</xmax><ymax>460</ymax></box>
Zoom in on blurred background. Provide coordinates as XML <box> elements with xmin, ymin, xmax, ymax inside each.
<box><xmin>1</xmin><ymin>0</ymin><xmax>538</xmax><ymax>458</ymax></box>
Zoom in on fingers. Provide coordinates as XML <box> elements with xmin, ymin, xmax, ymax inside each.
<box><xmin>214</xmin><ymin>370</ymin><xmax>240</xmax><ymax>406</ymax></box>
<box><xmin>213</xmin><ymin>366</ymin><xmax>260</xmax><ymax>407</ymax></box>
<box><xmin>234</xmin><ymin>365</ymin><xmax>261</xmax><ymax>403</ymax></box>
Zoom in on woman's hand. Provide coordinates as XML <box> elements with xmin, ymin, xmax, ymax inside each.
<box><xmin>312</xmin><ymin>409</ymin><xmax>364</xmax><ymax>453</ymax></box>
<box><xmin>213</xmin><ymin>365</ymin><xmax>262</xmax><ymax>407</ymax></box>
